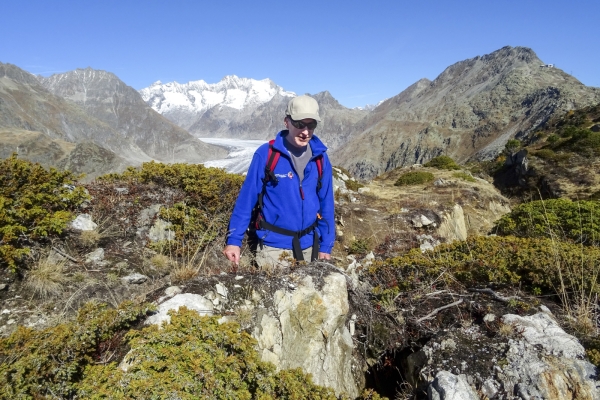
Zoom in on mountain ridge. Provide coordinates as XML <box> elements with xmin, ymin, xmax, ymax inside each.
<box><xmin>331</xmin><ymin>46</ymin><xmax>600</xmax><ymax>178</ymax></box>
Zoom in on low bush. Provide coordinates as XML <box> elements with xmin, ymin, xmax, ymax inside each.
<box><xmin>365</xmin><ymin>235</ymin><xmax>600</xmax><ymax>300</ymax></box>
<box><xmin>348</xmin><ymin>238</ymin><xmax>372</xmax><ymax>255</ymax></box>
<box><xmin>493</xmin><ymin>199</ymin><xmax>600</xmax><ymax>245</ymax></box>
<box><xmin>424</xmin><ymin>156</ymin><xmax>460</xmax><ymax>170</ymax></box>
<box><xmin>394</xmin><ymin>171</ymin><xmax>435</xmax><ymax>186</ymax></box>
<box><xmin>0</xmin><ymin>301</ymin><xmax>154</xmax><ymax>399</ymax></box>
<box><xmin>345</xmin><ymin>179</ymin><xmax>364</xmax><ymax>192</ymax></box>
<box><xmin>99</xmin><ymin>162</ymin><xmax>244</xmax><ymax>258</ymax></box>
<box><xmin>0</xmin><ymin>155</ymin><xmax>89</xmax><ymax>272</ymax></box>
<box><xmin>78</xmin><ymin>308</ymin><xmax>339</xmax><ymax>399</ymax></box>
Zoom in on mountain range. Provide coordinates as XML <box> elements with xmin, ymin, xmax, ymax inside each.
<box><xmin>0</xmin><ymin>63</ymin><xmax>226</xmax><ymax>179</ymax></box>
<box><xmin>1</xmin><ymin>46</ymin><xmax>599</xmax><ymax>180</ymax></box>
<box><xmin>332</xmin><ymin>46</ymin><xmax>600</xmax><ymax>178</ymax></box>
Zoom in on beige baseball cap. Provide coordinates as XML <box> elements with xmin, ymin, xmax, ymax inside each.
<box><xmin>285</xmin><ymin>95</ymin><xmax>321</xmax><ymax>122</ymax></box>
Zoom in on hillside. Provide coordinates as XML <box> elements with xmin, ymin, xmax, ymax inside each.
<box><xmin>332</xmin><ymin>46</ymin><xmax>600</xmax><ymax>179</ymax></box>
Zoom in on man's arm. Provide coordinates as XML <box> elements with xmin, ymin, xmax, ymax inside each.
<box><xmin>317</xmin><ymin>154</ymin><xmax>336</xmax><ymax>254</ymax></box>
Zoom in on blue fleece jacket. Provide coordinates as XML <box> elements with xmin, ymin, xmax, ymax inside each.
<box><xmin>226</xmin><ymin>130</ymin><xmax>335</xmax><ymax>253</ymax></box>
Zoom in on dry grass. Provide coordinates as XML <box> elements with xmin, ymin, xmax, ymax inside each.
<box><xmin>150</xmin><ymin>254</ymin><xmax>172</xmax><ymax>273</ymax></box>
<box><xmin>170</xmin><ymin>264</ymin><xmax>199</xmax><ymax>283</ymax></box>
<box><xmin>25</xmin><ymin>255</ymin><xmax>69</xmax><ymax>299</ymax></box>
<box><xmin>498</xmin><ymin>322</ymin><xmax>515</xmax><ymax>337</ymax></box>
<box><xmin>79</xmin><ymin>229</ymin><xmax>102</xmax><ymax>247</ymax></box>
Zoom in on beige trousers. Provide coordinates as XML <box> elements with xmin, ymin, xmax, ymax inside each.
<box><xmin>254</xmin><ymin>244</ymin><xmax>313</xmax><ymax>270</ymax></box>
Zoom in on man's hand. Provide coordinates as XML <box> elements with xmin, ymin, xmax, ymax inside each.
<box><xmin>223</xmin><ymin>245</ymin><xmax>241</xmax><ymax>265</ymax></box>
<box><xmin>318</xmin><ymin>252</ymin><xmax>331</xmax><ymax>260</ymax></box>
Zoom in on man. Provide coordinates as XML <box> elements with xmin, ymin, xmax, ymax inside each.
<box><xmin>223</xmin><ymin>95</ymin><xmax>335</xmax><ymax>268</ymax></box>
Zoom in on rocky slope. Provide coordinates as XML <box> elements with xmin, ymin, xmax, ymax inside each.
<box><xmin>0</xmin><ymin>63</ymin><xmax>226</xmax><ymax>179</ymax></box>
<box><xmin>141</xmin><ymin>76</ymin><xmax>368</xmax><ymax>150</ymax></box>
<box><xmin>39</xmin><ymin>68</ymin><xmax>226</xmax><ymax>165</ymax></box>
<box><xmin>332</xmin><ymin>46</ymin><xmax>600</xmax><ymax>179</ymax></box>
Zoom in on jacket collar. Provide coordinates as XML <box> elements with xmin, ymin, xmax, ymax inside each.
<box><xmin>274</xmin><ymin>130</ymin><xmax>328</xmax><ymax>158</ymax></box>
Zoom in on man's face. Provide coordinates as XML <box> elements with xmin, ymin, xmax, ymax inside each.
<box><xmin>285</xmin><ymin>116</ymin><xmax>317</xmax><ymax>149</ymax></box>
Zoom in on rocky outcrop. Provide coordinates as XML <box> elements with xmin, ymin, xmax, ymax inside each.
<box><xmin>414</xmin><ymin>309</ymin><xmax>600</xmax><ymax>400</ymax></box>
<box><xmin>332</xmin><ymin>46</ymin><xmax>600</xmax><ymax>179</ymax></box>
<box><xmin>252</xmin><ymin>272</ymin><xmax>358</xmax><ymax>398</ymax></box>
<box><xmin>142</xmin><ymin>270</ymin><xmax>360</xmax><ymax>397</ymax></box>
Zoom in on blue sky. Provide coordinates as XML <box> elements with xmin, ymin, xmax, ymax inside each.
<box><xmin>2</xmin><ymin>0</ymin><xmax>599</xmax><ymax>108</ymax></box>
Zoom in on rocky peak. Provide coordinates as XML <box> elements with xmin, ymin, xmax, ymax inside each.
<box><xmin>0</xmin><ymin>62</ymin><xmax>44</xmax><ymax>87</ymax></box>
<box><xmin>333</xmin><ymin>46</ymin><xmax>600</xmax><ymax>179</ymax></box>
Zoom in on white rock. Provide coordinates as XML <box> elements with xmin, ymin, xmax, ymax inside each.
<box><xmin>165</xmin><ymin>286</ymin><xmax>182</xmax><ymax>297</ymax></box>
<box><xmin>145</xmin><ymin>293</ymin><xmax>213</xmax><ymax>326</ymax></box>
<box><xmin>481</xmin><ymin>379</ymin><xmax>499</xmax><ymax>399</ymax></box>
<box><xmin>85</xmin><ymin>248</ymin><xmax>105</xmax><ymax>264</ymax></box>
<box><xmin>358</xmin><ymin>187</ymin><xmax>370</xmax><ymax>194</ymax></box>
<box><xmin>483</xmin><ymin>313</ymin><xmax>496</xmax><ymax>322</ymax></box>
<box><xmin>215</xmin><ymin>283</ymin><xmax>229</xmax><ymax>298</ymax></box>
<box><xmin>121</xmin><ymin>273</ymin><xmax>148</xmax><ymax>284</ymax></box>
<box><xmin>420</xmin><ymin>215</ymin><xmax>434</xmax><ymax>226</ymax></box>
<box><xmin>1</xmin><ymin>309</ymin><xmax>10</xmax><ymax>314</ymax></box>
<box><xmin>252</xmin><ymin>273</ymin><xmax>358</xmax><ymax>398</ymax></box>
<box><xmin>502</xmin><ymin>312</ymin><xmax>584</xmax><ymax>358</ymax></box>
<box><xmin>148</xmin><ymin>218</ymin><xmax>175</xmax><ymax>242</ymax></box>
<box><xmin>70</xmin><ymin>214</ymin><xmax>97</xmax><ymax>231</ymax></box>
<box><xmin>7</xmin><ymin>319</ymin><xmax>15</xmax><ymax>325</ymax></box>
<box><xmin>428</xmin><ymin>371</ymin><xmax>479</xmax><ymax>400</ymax></box>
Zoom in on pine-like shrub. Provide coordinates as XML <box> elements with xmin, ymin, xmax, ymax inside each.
<box><xmin>394</xmin><ymin>171</ymin><xmax>435</xmax><ymax>186</ymax></box>
<box><xmin>493</xmin><ymin>199</ymin><xmax>600</xmax><ymax>245</ymax></box>
<box><xmin>77</xmin><ymin>308</ymin><xmax>339</xmax><ymax>399</ymax></box>
<box><xmin>366</xmin><ymin>235</ymin><xmax>600</xmax><ymax>299</ymax></box>
<box><xmin>0</xmin><ymin>301</ymin><xmax>154</xmax><ymax>399</ymax></box>
<box><xmin>0</xmin><ymin>155</ymin><xmax>89</xmax><ymax>272</ymax></box>
<box><xmin>424</xmin><ymin>156</ymin><xmax>460</xmax><ymax>170</ymax></box>
<box><xmin>99</xmin><ymin>162</ymin><xmax>244</xmax><ymax>257</ymax></box>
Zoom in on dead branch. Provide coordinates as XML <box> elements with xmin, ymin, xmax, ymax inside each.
<box><xmin>468</xmin><ymin>288</ymin><xmax>521</xmax><ymax>303</ymax></box>
<box><xmin>51</xmin><ymin>246</ymin><xmax>79</xmax><ymax>263</ymax></box>
<box><xmin>416</xmin><ymin>299</ymin><xmax>463</xmax><ymax>323</ymax></box>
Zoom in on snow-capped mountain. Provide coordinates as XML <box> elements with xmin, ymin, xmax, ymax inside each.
<box><xmin>139</xmin><ymin>76</ymin><xmax>369</xmax><ymax>149</ymax></box>
<box><xmin>140</xmin><ymin>75</ymin><xmax>295</xmax><ymax>130</ymax></box>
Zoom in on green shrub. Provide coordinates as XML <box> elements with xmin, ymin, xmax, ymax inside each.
<box><xmin>394</xmin><ymin>171</ymin><xmax>435</xmax><ymax>186</ymax></box>
<box><xmin>547</xmin><ymin>134</ymin><xmax>560</xmax><ymax>144</ymax></box>
<box><xmin>100</xmin><ymin>162</ymin><xmax>244</xmax><ymax>257</ymax></box>
<box><xmin>349</xmin><ymin>238</ymin><xmax>372</xmax><ymax>255</ymax></box>
<box><xmin>345</xmin><ymin>179</ymin><xmax>364</xmax><ymax>192</ymax></box>
<box><xmin>0</xmin><ymin>301</ymin><xmax>154</xmax><ymax>399</ymax></box>
<box><xmin>77</xmin><ymin>308</ymin><xmax>338</xmax><ymax>399</ymax></box>
<box><xmin>424</xmin><ymin>156</ymin><xmax>460</xmax><ymax>170</ymax></box>
<box><xmin>493</xmin><ymin>199</ymin><xmax>600</xmax><ymax>245</ymax></box>
<box><xmin>452</xmin><ymin>172</ymin><xmax>476</xmax><ymax>182</ymax></box>
<box><xmin>0</xmin><ymin>155</ymin><xmax>89</xmax><ymax>272</ymax></box>
<box><xmin>365</xmin><ymin>235</ymin><xmax>600</xmax><ymax>299</ymax></box>
<box><xmin>503</xmin><ymin>139</ymin><xmax>522</xmax><ymax>155</ymax></box>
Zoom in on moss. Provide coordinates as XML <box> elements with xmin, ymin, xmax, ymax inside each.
<box><xmin>394</xmin><ymin>171</ymin><xmax>435</xmax><ymax>186</ymax></box>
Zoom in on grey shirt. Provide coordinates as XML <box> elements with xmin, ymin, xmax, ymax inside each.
<box><xmin>284</xmin><ymin>140</ymin><xmax>312</xmax><ymax>182</ymax></box>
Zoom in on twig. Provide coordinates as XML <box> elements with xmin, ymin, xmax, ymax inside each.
<box><xmin>416</xmin><ymin>299</ymin><xmax>463</xmax><ymax>323</ymax></box>
<box><xmin>468</xmin><ymin>288</ymin><xmax>521</xmax><ymax>303</ymax></box>
<box><xmin>52</xmin><ymin>246</ymin><xmax>79</xmax><ymax>263</ymax></box>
